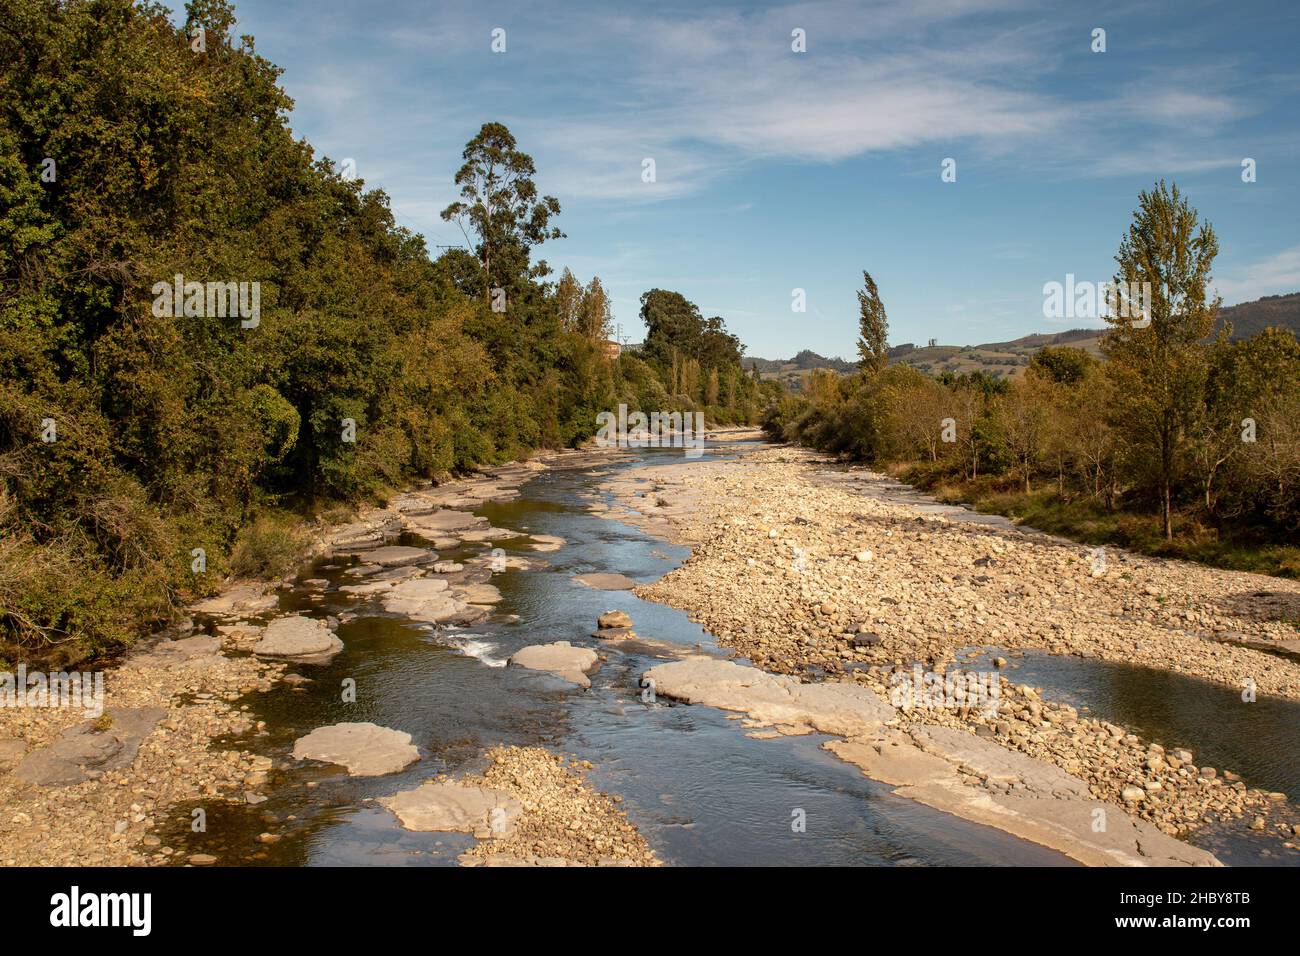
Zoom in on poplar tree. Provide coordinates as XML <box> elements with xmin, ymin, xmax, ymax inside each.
<box><xmin>856</xmin><ymin>271</ymin><xmax>889</xmax><ymax>373</ymax></box>
<box><xmin>1102</xmin><ymin>181</ymin><xmax>1219</xmax><ymax>540</ymax></box>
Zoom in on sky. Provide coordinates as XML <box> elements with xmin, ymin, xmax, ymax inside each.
<box><xmin>165</xmin><ymin>0</ymin><xmax>1300</xmax><ymax>359</ymax></box>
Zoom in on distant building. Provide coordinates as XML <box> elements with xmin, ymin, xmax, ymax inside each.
<box><xmin>601</xmin><ymin>339</ymin><xmax>621</xmax><ymax>360</ymax></box>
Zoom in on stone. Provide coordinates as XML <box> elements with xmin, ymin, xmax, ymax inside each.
<box><xmin>829</xmin><ymin>730</ymin><xmax>1217</xmax><ymax>867</ymax></box>
<box><xmin>291</xmin><ymin>722</ymin><xmax>419</xmax><ymax>776</ymax></box>
<box><xmin>363</xmin><ymin>546</ymin><xmax>435</xmax><ymax>567</ymax></box>
<box><xmin>528</xmin><ymin>534</ymin><xmax>565</xmax><ymax>552</ymax></box>
<box><xmin>642</xmin><ymin>658</ymin><xmax>894</xmax><ymax>737</ymax></box>
<box><xmin>191</xmin><ymin>583</ymin><xmax>278</xmax><ymax>618</ymax></box>
<box><xmin>382</xmin><ymin>781</ymin><xmax>523</xmax><ymax>837</ymax></box>
<box><xmin>460</xmin><ymin>527</ymin><xmax>520</xmax><ymax>542</ymax></box>
<box><xmin>0</xmin><ymin>737</ymin><xmax>27</xmax><ymax>770</ymax></box>
<box><xmin>597</xmin><ymin>610</ymin><xmax>633</xmax><ymax>629</ymax></box>
<box><xmin>253</xmin><ymin>615</ymin><xmax>344</xmax><ymax>663</ymax></box>
<box><xmin>13</xmin><ymin>707</ymin><xmax>167</xmax><ymax>788</ymax></box>
<box><xmin>408</xmin><ymin>510</ymin><xmax>486</xmax><ymax>533</ymax></box>
<box><xmin>573</xmin><ymin>573</ymin><xmax>637</xmax><ymax>591</ymax></box>
<box><xmin>381</xmin><ymin>577</ymin><xmax>464</xmax><ymax>622</ymax></box>
<box><xmin>509</xmin><ymin>642</ymin><xmax>600</xmax><ymax>688</ymax></box>
<box><xmin>456</xmin><ymin>583</ymin><xmax>502</xmax><ymax>605</ymax></box>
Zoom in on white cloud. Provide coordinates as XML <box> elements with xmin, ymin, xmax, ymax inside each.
<box><xmin>1214</xmin><ymin>246</ymin><xmax>1300</xmax><ymax>304</ymax></box>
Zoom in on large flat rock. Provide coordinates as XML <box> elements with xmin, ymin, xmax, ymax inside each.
<box><xmin>338</xmin><ymin>565</ymin><xmax>425</xmax><ymax>595</ymax></box>
<box><xmin>13</xmin><ymin>707</ymin><xmax>166</xmax><ymax>787</ymax></box>
<box><xmin>382</xmin><ymin>781</ymin><xmax>523</xmax><ymax>837</ymax></box>
<box><xmin>459</xmin><ymin>527</ymin><xmax>520</xmax><ymax>542</ymax></box>
<box><xmin>292</xmin><ymin>722</ymin><xmax>419</xmax><ymax>776</ymax></box>
<box><xmin>407</xmin><ymin>510</ymin><xmax>487</xmax><ymax>533</ymax></box>
<box><xmin>827</xmin><ymin>727</ymin><xmax>1220</xmax><ymax>867</ymax></box>
<box><xmin>381</xmin><ymin>577</ymin><xmax>465</xmax><ymax>622</ymax></box>
<box><xmin>190</xmin><ymin>583</ymin><xmax>278</xmax><ymax>618</ymax></box>
<box><xmin>253</xmin><ymin>615</ymin><xmax>344</xmax><ymax>662</ymax></box>
<box><xmin>642</xmin><ymin>658</ymin><xmax>894</xmax><ymax>736</ymax></box>
<box><xmin>509</xmin><ymin>642</ymin><xmax>600</xmax><ymax>688</ymax></box>
<box><xmin>573</xmin><ymin>573</ymin><xmax>638</xmax><ymax>591</ymax></box>
<box><xmin>364</xmin><ymin>545</ymin><xmax>436</xmax><ymax>567</ymax></box>
<box><xmin>456</xmin><ymin>583</ymin><xmax>502</xmax><ymax>605</ymax></box>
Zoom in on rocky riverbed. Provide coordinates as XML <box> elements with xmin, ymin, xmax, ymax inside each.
<box><xmin>7</xmin><ymin>434</ymin><xmax>1294</xmax><ymax>867</ymax></box>
<box><xmin>605</xmin><ymin>443</ymin><xmax>1300</xmax><ymax>862</ymax></box>
<box><xmin>0</xmin><ymin>633</ymin><xmax>280</xmax><ymax>866</ymax></box>
<box><xmin>0</xmin><ymin>448</ymin><xmax>650</xmax><ymax>867</ymax></box>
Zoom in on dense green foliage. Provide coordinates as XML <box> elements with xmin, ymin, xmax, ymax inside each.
<box><xmin>0</xmin><ymin>0</ymin><xmax>763</xmax><ymax>663</ymax></box>
<box><xmin>767</xmin><ymin>185</ymin><xmax>1300</xmax><ymax>574</ymax></box>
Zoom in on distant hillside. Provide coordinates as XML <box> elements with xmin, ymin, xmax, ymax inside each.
<box><xmin>887</xmin><ymin>328</ymin><xmax>1103</xmax><ymax>379</ymax></box>
<box><xmin>750</xmin><ymin>329</ymin><xmax>1103</xmax><ymax>385</ymax></box>
<box><xmin>751</xmin><ymin>291</ymin><xmax>1300</xmax><ymax>386</ymax></box>
<box><xmin>1218</xmin><ymin>292</ymin><xmax>1300</xmax><ymax>340</ymax></box>
<box><xmin>743</xmin><ymin>350</ymin><xmax>855</xmax><ymax>390</ymax></box>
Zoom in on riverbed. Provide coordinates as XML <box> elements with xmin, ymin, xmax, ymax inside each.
<box><xmin>162</xmin><ymin>440</ymin><xmax>1077</xmax><ymax>866</ymax></box>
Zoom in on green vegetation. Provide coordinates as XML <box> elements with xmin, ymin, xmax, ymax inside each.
<box><xmin>767</xmin><ymin>183</ymin><xmax>1300</xmax><ymax>577</ymax></box>
<box><xmin>0</xmin><ymin>0</ymin><xmax>764</xmax><ymax>664</ymax></box>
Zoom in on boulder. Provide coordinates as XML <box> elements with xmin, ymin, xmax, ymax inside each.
<box><xmin>253</xmin><ymin>615</ymin><xmax>344</xmax><ymax>662</ymax></box>
<box><xmin>382</xmin><ymin>781</ymin><xmax>523</xmax><ymax>837</ymax></box>
<box><xmin>597</xmin><ymin>610</ymin><xmax>633</xmax><ymax>629</ymax></box>
<box><xmin>291</xmin><ymin>722</ymin><xmax>419</xmax><ymax>776</ymax></box>
<box><xmin>509</xmin><ymin>642</ymin><xmax>600</xmax><ymax>688</ymax></box>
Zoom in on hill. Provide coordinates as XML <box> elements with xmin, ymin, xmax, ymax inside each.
<box><xmin>751</xmin><ymin>291</ymin><xmax>1300</xmax><ymax>386</ymax></box>
<box><xmin>1217</xmin><ymin>292</ymin><xmax>1300</xmax><ymax>339</ymax></box>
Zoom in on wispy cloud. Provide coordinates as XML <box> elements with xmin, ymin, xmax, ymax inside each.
<box><xmin>1214</xmin><ymin>246</ymin><xmax>1300</xmax><ymax>303</ymax></box>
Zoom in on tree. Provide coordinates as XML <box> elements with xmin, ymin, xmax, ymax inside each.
<box><xmin>1102</xmin><ymin>181</ymin><xmax>1219</xmax><ymax>539</ymax></box>
<box><xmin>700</xmin><ymin>315</ymin><xmax>743</xmax><ymax>369</ymax></box>
<box><xmin>1028</xmin><ymin>346</ymin><xmax>1095</xmax><ymax>385</ymax></box>
<box><xmin>440</xmin><ymin>122</ymin><xmax>564</xmax><ymax>294</ymax></box>
<box><xmin>641</xmin><ymin>289</ymin><xmax>703</xmax><ymax>368</ymax></box>
<box><xmin>579</xmin><ymin>276</ymin><xmax>613</xmax><ymax>342</ymax></box>
<box><xmin>1210</xmin><ymin>328</ymin><xmax>1300</xmax><ymax>521</ymax></box>
<box><xmin>1001</xmin><ymin>373</ymin><xmax>1051</xmax><ymax>492</ymax></box>
<box><xmin>875</xmin><ymin>366</ymin><xmax>944</xmax><ymax>461</ymax></box>
<box><xmin>856</xmin><ymin>271</ymin><xmax>889</xmax><ymax>373</ymax></box>
<box><xmin>554</xmin><ymin>268</ymin><xmax>582</xmax><ymax>333</ymax></box>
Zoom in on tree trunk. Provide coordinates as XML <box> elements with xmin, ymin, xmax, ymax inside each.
<box><xmin>1163</xmin><ymin>478</ymin><xmax>1173</xmax><ymax>540</ymax></box>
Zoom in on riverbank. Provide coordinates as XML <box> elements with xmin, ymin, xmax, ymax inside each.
<box><xmin>904</xmin><ymin>468</ymin><xmax>1300</xmax><ymax>580</ymax></box>
<box><xmin>603</xmin><ymin>442</ymin><xmax>1300</xmax><ymax>863</ymax></box>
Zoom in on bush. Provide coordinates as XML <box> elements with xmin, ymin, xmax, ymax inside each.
<box><xmin>229</xmin><ymin>512</ymin><xmax>308</xmax><ymax>580</ymax></box>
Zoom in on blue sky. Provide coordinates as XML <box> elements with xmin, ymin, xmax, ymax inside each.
<box><xmin>168</xmin><ymin>0</ymin><xmax>1300</xmax><ymax>359</ymax></box>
